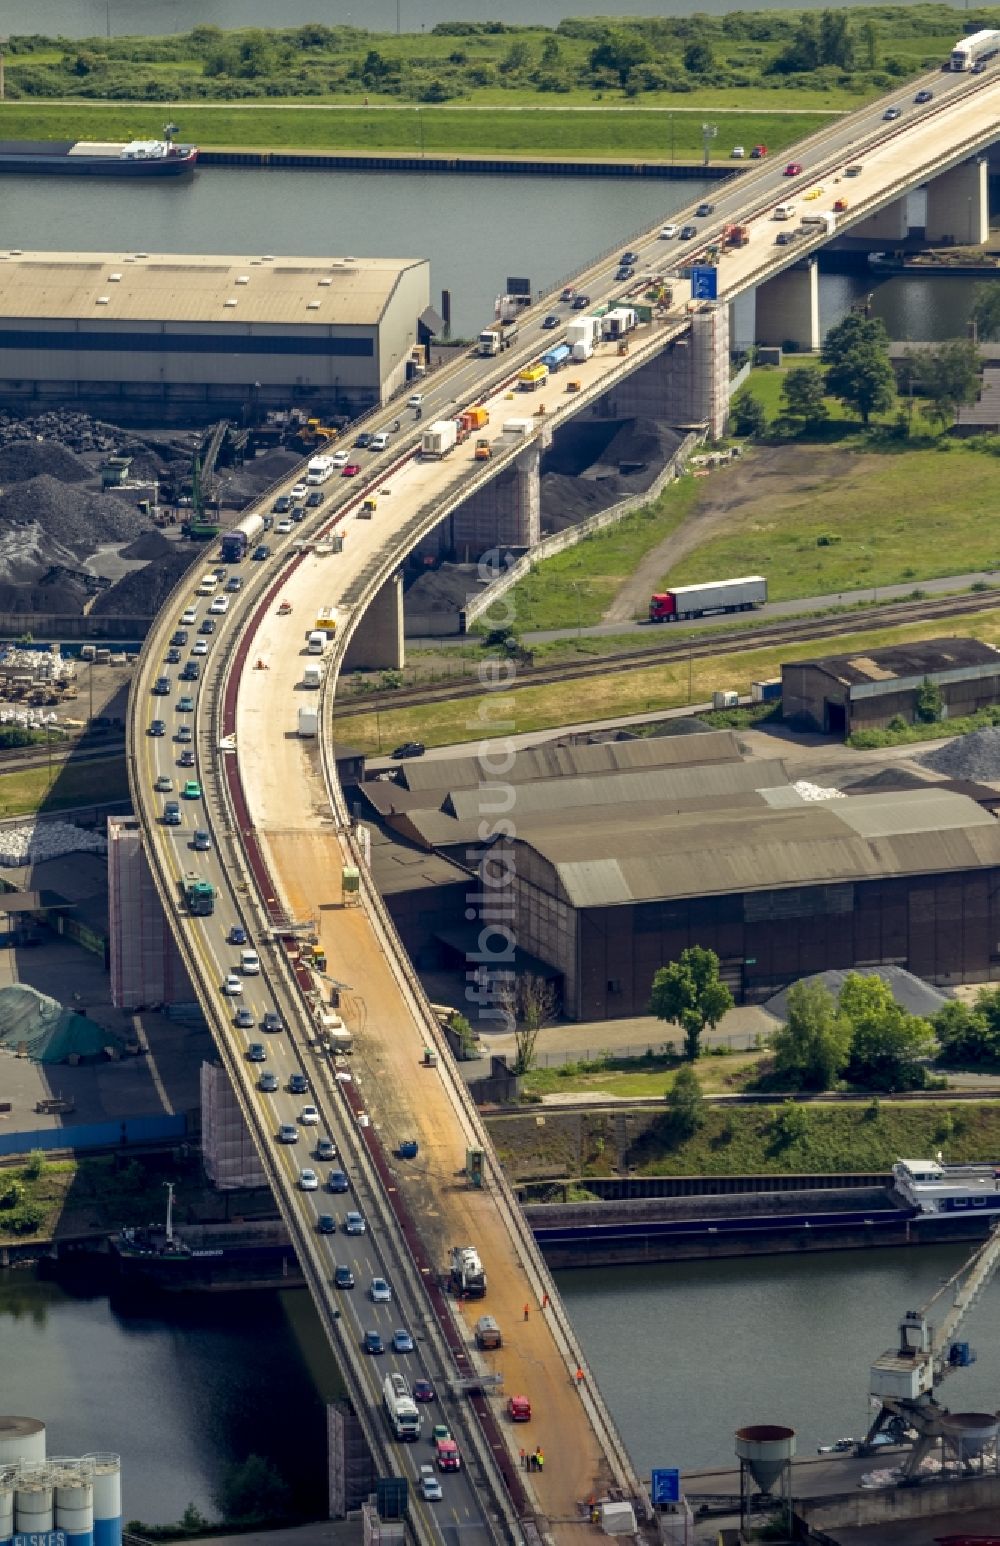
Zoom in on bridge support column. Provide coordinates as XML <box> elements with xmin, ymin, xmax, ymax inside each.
<box><xmin>925</xmin><ymin>157</ymin><xmax>989</xmax><ymax>245</ymax></box>
<box><xmin>755</xmin><ymin>259</ymin><xmax>820</xmax><ymax>352</ymax></box>
<box><xmin>449</xmin><ymin>436</ymin><xmax>543</xmax><ymax>560</ymax></box>
<box><xmin>342</xmin><ymin>570</ymin><xmax>404</xmax><ymax>671</ymax></box>
<box><xmin>849</xmin><ymin>199</ymin><xmax>909</xmax><ymax>241</ymax></box>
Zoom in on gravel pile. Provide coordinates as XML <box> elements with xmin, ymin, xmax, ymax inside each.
<box><xmin>919</xmin><ymin>728</ymin><xmax>1000</xmax><ymax>781</ymax></box>
<box><xmin>90</xmin><ymin>548</ymin><xmax>195</xmax><ymax>616</ymax></box>
<box><xmin>0</xmin><ymin>439</ymin><xmax>92</xmax><ymax>484</ymax></box>
<box><xmin>0</xmin><ymin>409</ymin><xmax>120</xmax><ymax>458</ymax></box>
<box><xmin>120</xmin><ymin>529</ymin><xmax>178</xmax><ymax>562</ymax></box>
<box><xmin>0</xmin><ymin>476</ymin><xmax>147</xmax><ymax>552</ymax></box>
<box><xmin>0</xmin><ymin>819</ymin><xmax>107</xmax><ymax>866</ymax></box>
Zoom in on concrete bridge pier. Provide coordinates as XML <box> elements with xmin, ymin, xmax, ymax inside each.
<box><xmin>755</xmin><ymin>258</ymin><xmax>820</xmax><ymax>352</ymax></box>
<box><xmin>924</xmin><ymin>157</ymin><xmax>989</xmax><ymax>245</ymax></box>
<box><xmin>600</xmin><ymin>305</ymin><xmax>730</xmax><ymax>437</ymax></box>
<box><xmin>849</xmin><ymin>199</ymin><xmax>909</xmax><ymax>242</ymax></box>
<box><xmin>342</xmin><ymin>570</ymin><xmax>405</xmax><ymax>670</ymax></box>
<box><xmin>449</xmin><ymin>435</ymin><xmax>543</xmax><ymax>561</ymax></box>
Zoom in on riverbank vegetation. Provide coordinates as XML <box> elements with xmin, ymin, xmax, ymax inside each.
<box><xmin>0</xmin><ymin>1151</ymin><xmax>219</xmax><ymax>1242</ymax></box>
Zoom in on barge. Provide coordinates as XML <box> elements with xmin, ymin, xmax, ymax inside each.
<box><xmin>0</xmin><ymin>138</ymin><xmax>198</xmax><ymax>177</ymax></box>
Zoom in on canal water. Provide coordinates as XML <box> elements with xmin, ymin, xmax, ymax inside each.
<box><xmin>5</xmin><ymin>1241</ymin><xmax>1000</xmax><ymax>1518</ymax></box>
<box><xmin>1</xmin><ymin>164</ymin><xmax>973</xmax><ymax>340</ymax></box>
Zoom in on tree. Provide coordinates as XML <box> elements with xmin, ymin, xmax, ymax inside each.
<box><xmin>839</xmin><ymin>973</ymin><xmax>935</xmax><ymax>1091</ymax></box>
<box><xmin>819</xmin><ymin>10</ymin><xmax>853</xmax><ymax>68</ymax></box>
<box><xmin>215</xmin><ymin>1455</ymin><xmax>289</xmax><ymax>1523</ymax></box>
<box><xmin>683</xmin><ymin>41</ymin><xmax>714</xmax><ymax>75</ymax></box>
<box><xmin>650</xmin><ymin>947</ymin><xmax>733</xmax><ymax>1060</ymax></box>
<box><xmin>781</xmin><ymin>366</ymin><xmax>828</xmax><ymax>427</ymax></box>
<box><xmin>731</xmin><ymin>389</ymin><xmax>766</xmax><ymax>437</ymax></box>
<box><xmin>919</xmin><ymin>339</ymin><xmax>981</xmax><ymax>429</ymax></box>
<box><xmin>822</xmin><ymin>316</ymin><xmax>895</xmax><ymax>426</ymax></box>
<box><xmin>933</xmin><ymin>999</ymin><xmax>999</xmax><ymax>1065</ymax></box>
<box><xmin>767</xmin><ymin>16</ymin><xmax>820</xmax><ymax>74</ymax></box>
<box><xmin>971</xmin><ymin>283</ymin><xmax>1000</xmax><ymax>342</ymax></box>
<box><xmin>665</xmin><ymin>1065</ymin><xmax>705</xmax><ymax>1138</ymax></box>
<box><xmin>500</xmin><ymin>39</ymin><xmax>531</xmax><ymax>74</ymax></box>
<box><xmin>589</xmin><ymin>29</ymin><xmax>652</xmax><ymax>90</ymax></box>
<box><xmin>771</xmin><ymin>979</ymin><xmax>852</xmax><ymax>1089</ymax></box>
<box><xmin>540</xmin><ymin>35</ymin><xmax>561</xmax><ymax>68</ymax></box>
<box><xmin>862</xmin><ymin>18</ymin><xmax>878</xmax><ymax>68</ymax></box>
<box><xmin>498</xmin><ymin>973</ymin><xmax>559</xmax><ymax>1074</ymax></box>
<box><xmin>914</xmin><ymin>676</ymin><xmax>943</xmax><ymax>724</ymax></box>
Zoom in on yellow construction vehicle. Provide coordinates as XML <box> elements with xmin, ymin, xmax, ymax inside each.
<box><xmin>296</xmin><ymin>418</ymin><xmax>338</xmax><ymax>447</ymax></box>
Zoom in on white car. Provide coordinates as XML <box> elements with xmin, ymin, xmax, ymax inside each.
<box><xmin>370</xmin><ymin>431</ymin><xmax>390</xmax><ymax>451</ymax></box>
<box><xmin>330</xmin><ymin>450</ymin><xmax>350</xmax><ymax>468</ymax></box>
<box><xmin>290</xmin><ymin>483</ymin><xmax>308</xmax><ymax>499</ymax></box>
<box><xmin>275</xmin><ymin>519</ymin><xmax>293</xmax><ymax>534</ymax></box>
<box><xmin>659</xmin><ymin>224</ymin><xmax>678</xmax><ymax>239</ymax></box>
<box><xmin>223</xmin><ymin>974</ymin><xmax>242</xmax><ymax>995</ymax></box>
<box><xmin>298</xmin><ymin>1168</ymin><xmax>319</xmax><ymax>1191</ymax></box>
<box><xmin>209</xmin><ymin>595</ymin><xmax>230</xmax><ymax>615</ymax></box>
<box><xmin>193</xmin><ymin>639</ymin><xmax>209</xmax><ymax>656</ymax></box>
<box><xmin>419</xmin><ymin>1466</ymin><xmax>442</xmax><ymax>1502</ymax></box>
<box><xmin>731</xmin><ymin>144</ymin><xmax>746</xmax><ymax>158</ymax></box>
<box><xmin>299</xmin><ymin>1104</ymin><xmax>320</xmax><ymax>1126</ymax></box>
<box><xmin>408</xmin><ymin>393</ymin><xmax>424</xmax><ymax>409</ymax></box>
<box><xmin>181</xmin><ymin>607</ymin><xmax>197</xmax><ymax>626</ymax></box>
<box><xmin>369</xmin><ymin>1276</ymin><xmax>392</xmax><ymax>1303</ymax></box>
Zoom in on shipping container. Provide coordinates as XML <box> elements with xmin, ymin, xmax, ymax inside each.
<box><xmin>421</xmin><ymin>419</ymin><xmax>458</xmax><ymax>458</ymax></box>
<box><xmin>540</xmin><ymin>343</ymin><xmax>572</xmax><ymax>372</ymax></box>
<box><xmin>649</xmin><ymin>575</ymin><xmax>767</xmax><ymax>622</ymax></box>
<box><xmin>751</xmin><ymin>679</ymin><xmax>782</xmax><ymax>703</ymax></box>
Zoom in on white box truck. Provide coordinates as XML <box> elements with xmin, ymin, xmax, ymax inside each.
<box><xmin>303</xmin><ymin>662</ymin><xmax>323</xmax><ymax>689</ymax></box>
<box><xmin>602</xmin><ymin>307</ymin><xmax>637</xmax><ymax>340</ymax></box>
<box><xmin>421</xmin><ymin>419</ymin><xmax>458</xmax><ymax>459</ymax></box>
<box><xmin>306</xmin><ymin>455</ymin><xmax>334</xmax><ymax>485</ymax></box>
<box><xmin>567</xmin><ymin>315</ymin><xmax>602</xmax><ymax>361</ymax></box>
<box><xmin>297</xmin><ymin>707</ymin><xmax>319</xmax><ymax>737</ymax></box>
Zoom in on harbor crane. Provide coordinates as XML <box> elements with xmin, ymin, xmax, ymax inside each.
<box><xmin>862</xmin><ymin>1221</ymin><xmax>1000</xmax><ymax>1479</ymax></box>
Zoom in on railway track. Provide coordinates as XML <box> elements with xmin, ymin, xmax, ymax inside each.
<box><xmin>341</xmin><ymin>588</ymin><xmax>1000</xmax><ymax>712</ymax></box>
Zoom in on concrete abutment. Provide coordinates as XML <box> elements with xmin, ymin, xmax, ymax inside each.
<box><xmin>342</xmin><ymin>570</ymin><xmax>404</xmax><ymax>670</ymax></box>
<box><xmin>755</xmin><ymin>258</ymin><xmax>820</xmax><ymax>352</ymax></box>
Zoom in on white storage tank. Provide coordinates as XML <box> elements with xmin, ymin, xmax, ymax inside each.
<box><xmin>86</xmin><ymin>1455</ymin><xmax>122</xmax><ymax>1546</ymax></box>
<box><xmin>0</xmin><ymin>1469</ymin><xmax>15</xmax><ymax>1546</ymax></box>
<box><xmin>0</xmin><ymin>1416</ymin><xmax>46</xmax><ymax>1465</ymax></box>
<box><xmin>53</xmin><ymin>1461</ymin><xmax>94</xmax><ymax>1546</ymax></box>
<box><xmin>15</xmin><ymin>1468</ymin><xmax>54</xmax><ymax>1535</ymax></box>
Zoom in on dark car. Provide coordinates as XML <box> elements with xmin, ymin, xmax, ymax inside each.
<box><xmin>615</xmin><ymin>266</ymin><xmax>634</xmax><ymax>282</ymax></box>
<box><xmin>541</xmin><ymin>314</ymin><xmax>560</xmax><ymax>330</ymax></box>
<box><xmin>149</xmin><ymin>719</ymin><xmax>166</xmax><ymax>737</ymax></box>
<box><xmin>165</xmin><ymin>648</ymin><xmax>181</xmax><ymax>665</ymax></box>
<box><xmin>315</xmin><ymin>1137</ymin><xmax>337</xmax><ymax>1161</ymax></box>
<box><xmin>327</xmin><ymin>1169</ymin><xmax>349</xmax><ymax>1194</ymax></box>
<box><xmin>363</xmin><ymin>1330</ymin><xmax>384</xmax><ymax>1355</ymax></box>
<box><xmin>679</xmin><ymin>225</ymin><xmax>698</xmax><ymax>240</ymax></box>
<box><xmin>334</xmin><ymin>1264</ymin><xmax>355</xmax><ymax>1289</ymax></box>
<box><xmin>391</xmin><ymin>741</ymin><xmax>425</xmax><ymax>760</ymax></box>
<box><xmin>258</xmin><ymin>1070</ymin><xmax>279</xmax><ymax>1092</ymax></box>
<box><xmin>619</xmin><ymin>250</ymin><xmax>638</xmax><ymax>265</ymax></box>
<box><xmin>180</xmin><ymin>662</ymin><xmax>200</xmax><ymax>681</ymax></box>
<box><xmin>178</xmin><ymin>749</ymin><xmax>196</xmax><ymax>768</ymax></box>
<box><xmin>171</xmin><ymin>630</ymin><xmax>188</xmax><ymax>647</ymax></box>
<box><xmin>291</xmin><ymin>505</ymin><xmax>307</xmax><ymax>523</ymax></box>
<box><xmin>247</xmin><ymin>1042</ymin><xmax>267</xmax><ymax>1062</ymax></box>
<box><xmin>413</xmin><ymin>1379</ymin><xmax>435</xmax><ymax>1402</ymax></box>
<box><xmin>306</xmin><ymin>490</ymin><xmax>325</xmax><ymax>507</ymax></box>
<box><xmin>695</xmin><ymin>202</ymin><xmax>714</xmax><ymax>217</ymax></box>
<box><xmin>253</xmin><ymin>545</ymin><xmax>271</xmax><ymax>561</ymax></box>
<box><xmin>775</xmin><ymin>230</ymin><xmax>798</xmax><ymax>245</ymax></box>
<box><xmin>883</xmin><ymin>105</ymin><xmax>901</xmax><ymax>120</ymax></box>
<box><xmin>262</xmin><ymin>1011</ymin><xmax>283</xmax><ymax>1033</ymax></box>
<box><xmin>288</xmin><ymin>1072</ymin><xmax>309</xmax><ymax>1095</ymax></box>
<box><xmin>273</xmin><ymin>495</ymin><xmax>291</xmax><ymax>514</ymax></box>
<box><xmin>229</xmin><ymin>925</ymin><xmax>247</xmax><ymax>946</ymax></box>
<box><xmin>571</xmin><ymin>294</ymin><xmax>591</xmax><ymax>310</ymax></box>
<box><xmin>914</xmin><ymin>88</ymin><xmax>933</xmax><ymax>103</ymax></box>
<box><xmin>152</xmin><ymin>675</ymin><xmax>171</xmax><ymax>696</ymax></box>
<box><xmin>317</xmin><ymin>1214</ymin><xmax>336</xmax><ymax>1235</ymax></box>
<box><xmin>226</xmin><ymin>576</ymin><xmax>242</xmax><ymax>593</ymax></box>
<box><xmin>354</xmin><ymin>432</ymin><xmax>374</xmax><ymax>449</ymax></box>
<box><xmin>200</xmin><ymin>619</ymin><xmax>215</xmax><ymax>635</ymax></box>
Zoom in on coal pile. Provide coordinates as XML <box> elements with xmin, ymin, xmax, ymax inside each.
<box><xmin>0</xmin><ymin>409</ymin><xmax>120</xmax><ymax>457</ymax></box>
<box><xmin>919</xmin><ymin>728</ymin><xmax>1000</xmax><ymax>782</ymax></box>
<box><xmin>91</xmin><ymin>549</ymin><xmax>195</xmax><ymax>617</ymax></box>
<box><xmin>0</xmin><ymin>476</ymin><xmax>146</xmax><ymax>551</ymax></box>
<box><xmin>540</xmin><ymin>417</ymin><xmax>685</xmax><ymax>534</ymax></box>
<box><xmin>0</xmin><ymin>440</ymin><xmax>91</xmax><ymax>485</ymax></box>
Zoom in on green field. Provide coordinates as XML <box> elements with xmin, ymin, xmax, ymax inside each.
<box><xmin>333</xmin><ymin>605</ymin><xmax>1000</xmax><ymax>752</ymax></box>
<box><xmin>0</xmin><ymin>755</ymin><xmax>129</xmax><ymax>817</ymax></box>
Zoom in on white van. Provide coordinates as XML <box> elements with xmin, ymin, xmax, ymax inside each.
<box><xmin>370</xmin><ymin>431</ymin><xmax>390</xmax><ymax>451</ymax></box>
<box><xmin>772</xmin><ymin>203</ymin><xmax>796</xmax><ymax>220</ymax></box>
<box><xmin>303</xmin><ymin>662</ymin><xmax>323</xmax><ymax>689</ymax></box>
<box><xmin>240</xmin><ymin>949</ymin><xmax>261</xmax><ymax>975</ymax></box>
<box><xmin>197</xmin><ymin>573</ymin><xmax>219</xmax><ymax>595</ymax></box>
<box><xmin>307</xmin><ymin>630</ymin><xmax>326</xmax><ymax>655</ymax></box>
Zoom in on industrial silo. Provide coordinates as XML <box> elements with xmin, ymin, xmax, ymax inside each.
<box><xmin>52</xmin><ymin>1459</ymin><xmax>94</xmax><ymax>1546</ymax></box>
<box><xmin>0</xmin><ymin>1418</ymin><xmax>46</xmax><ymax>1466</ymax></box>
<box><xmin>15</xmin><ymin>1465</ymin><xmax>54</xmax><ymax>1536</ymax></box>
<box><xmin>0</xmin><ymin>1466</ymin><xmax>15</xmax><ymax>1546</ymax></box>
<box><xmin>85</xmin><ymin>1455</ymin><xmax>122</xmax><ymax>1546</ymax></box>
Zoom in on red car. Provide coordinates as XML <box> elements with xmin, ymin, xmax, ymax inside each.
<box><xmin>507</xmin><ymin>1394</ymin><xmax>531</xmax><ymax>1422</ymax></box>
<box><xmin>784</xmin><ymin>162</ymin><xmax>803</xmax><ymax>177</ymax></box>
<box><xmin>413</xmin><ymin>1378</ymin><xmax>435</xmax><ymax>1402</ymax></box>
<box><xmin>341</xmin><ymin>463</ymin><xmax>361</xmax><ymax>477</ymax></box>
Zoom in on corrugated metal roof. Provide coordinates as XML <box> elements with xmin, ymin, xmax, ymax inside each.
<box><xmin>446</xmin><ymin>759</ymin><xmax>789</xmax><ymax>823</ymax></box>
<box><xmin>798</xmin><ymin>636</ymin><xmax>999</xmax><ymax>689</ymax></box>
<box><xmin>513</xmin><ymin>790</ymin><xmax>1000</xmax><ymax>906</ymax></box>
<box><xmin>0</xmin><ymin>250</ymin><xmax>425</xmax><ymax>326</ymax></box>
<box><xmin>396</xmin><ymin>730</ymin><xmax>742</xmax><ymax>794</ymax></box>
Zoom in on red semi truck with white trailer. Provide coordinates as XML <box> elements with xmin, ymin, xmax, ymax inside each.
<box><xmin>649</xmin><ymin>575</ymin><xmax>767</xmax><ymax>622</ymax></box>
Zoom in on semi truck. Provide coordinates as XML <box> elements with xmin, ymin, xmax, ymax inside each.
<box><xmin>567</xmin><ymin>316</ymin><xmax>601</xmax><ymax>361</ymax></box>
<box><xmin>449</xmin><ymin>1244</ymin><xmax>486</xmax><ymax>1298</ymax></box>
<box><xmin>799</xmin><ymin>211</ymin><xmax>837</xmax><ymax>236</ymax></box>
<box><xmin>540</xmin><ymin>343</ymin><xmax>572</xmax><ymax>373</ymax></box>
<box><xmin>181</xmin><ymin>872</ymin><xmax>216</xmax><ymax>916</ymax></box>
<box><xmin>421</xmin><ymin>420</ymin><xmax>459</xmax><ymax>458</ymax></box>
<box><xmin>601</xmin><ymin>308</ymin><xmax>637</xmax><ymax>341</ymax></box>
<box><xmin>306</xmin><ymin>455</ymin><xmax>335</xmax><ymax>485</ymax></box>
<box><xmin>950</xmin><ymin>28</ymin><xmax>1000</xmax><ymax>69</ymax></box>
<box><xmin>460</xmin><ymin>406</ymin><xmax>489</xmax><ymax>432</ymax></box>
<box><xmin>649</xmin><ymin>575</ymin><xmax>767</xmax><ymax>622</ymax></box>
<box><xmin>383</xmin><ymin>1374</ymin><xmax>421</xmax><ymax>1441</ymax></box>
<box><xmin>219</xmin><ymin>513</ymin><xmax>265</xmax><ymax>563</ymax></box>
<box><xmin>478</xmin><ymin>319</ymin><xmax>518</xmax><ymax>356</ymax></box>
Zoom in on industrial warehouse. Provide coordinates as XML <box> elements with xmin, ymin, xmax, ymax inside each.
<box><xmin>781</xmin><ymin>637</ymin><xmax>1000</xmax><ymax>736</ymax></box>
<box><xmin>0</xmin><ymin>249</ymin><xmax>432</xmax><ymax>424</ymax></box>
<box><xmin>359</xmin><ymin>729</ymin><xmax>1000</xmax><ymax>1020</ymax></box>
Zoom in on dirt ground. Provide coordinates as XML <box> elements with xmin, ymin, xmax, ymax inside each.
<box><xmin>603</xmin><ymin>443</ymin><xmax>870</xmax><ymax>624</ymax></box>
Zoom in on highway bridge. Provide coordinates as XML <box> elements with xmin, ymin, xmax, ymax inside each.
<box><xmin>128</xmin><ymin>59</ymin><xmax>999</xmax><ymax>1544</ymax></box>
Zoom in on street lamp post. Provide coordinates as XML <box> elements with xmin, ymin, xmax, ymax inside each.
<box><xmin>701</xmin><ymin>122</ymin><xmax>717</xmax><ymax>168</ymax></box>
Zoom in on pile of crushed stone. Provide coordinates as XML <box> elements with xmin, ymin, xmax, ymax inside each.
<box><xmin>919</xmin><ymin>727</ymin><xmax>1000</xmax><ymax>782</ymax></box>
<box><xmin>0</xmin><ymin>476</ymin><xmax>146</xmax><ymax>551</ymax></box>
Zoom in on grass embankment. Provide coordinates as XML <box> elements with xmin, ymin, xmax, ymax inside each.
<box><xmin>334</xmin><ymin>606</ymin><xmax>1000</xmax><ymax>752</ymax></box>
<box><xmin>0</xmin><ymin>755</ymin><xmax>128</xmax><ymax>817</ymax></box>
<box><xmin>0</xmin><ymin>102</ymin><xmax>832</xmax><ymax>159</ymax></box>
<box><xmin>524</xmin><ymin>1047</ymin><xmax>768</xmax><ymax>1098</ymax></box>
<box><xmin>0</xmin><ymin>1153</ymin><xmax>206</xmax><ymax>1241</ymax></box>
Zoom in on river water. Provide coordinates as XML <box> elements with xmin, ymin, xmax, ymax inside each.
<box><xmin>1</xmin><ymin>165</ymin><xmax>968</xmax><ymax>340</ymax></box>
<box><xmin>24</xmin><ymin>0</ymin><xmax>924</xmax><ymax>39</ymax></box>
<box><xmin>5</xmin><ymin>1241</ymin><xmax>1000</xmax><ymax>1518</ymax></box>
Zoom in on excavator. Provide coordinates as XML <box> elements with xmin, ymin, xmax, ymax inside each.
<box><xmin>861</xmin><ymin>1219</ymin><xmax>1000</xmax><ymax>1480</ymax></box>
<box><xmin>295</xmin><ymin>418</ymin><xmax>338</xmax><ymax>448</ymax></box>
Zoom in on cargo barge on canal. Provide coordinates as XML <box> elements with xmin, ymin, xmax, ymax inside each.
<box><xmin>0</xmin><ymin>138</ymin><xmax>198</xmax><ymax>177</ymax></box>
